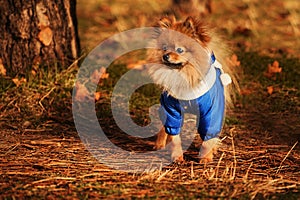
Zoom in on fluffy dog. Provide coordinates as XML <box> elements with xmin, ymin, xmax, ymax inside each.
<box><xmin>147</xmin><ymin>16</ymin><xmax>238</xmax><ymax>163</ymax></box>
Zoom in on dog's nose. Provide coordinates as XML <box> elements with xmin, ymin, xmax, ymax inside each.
<box><xmin>163</xmin><ymin>54</ymin><xmax>169</xmax><ymax>62</ymax></box>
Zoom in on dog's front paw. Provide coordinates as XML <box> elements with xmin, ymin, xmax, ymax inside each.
<box><xmin>172</xmin><ymin>154</ymin><xmax>184</xmax><ymax>163</ymax></box>
<box><xmin>199</xmin><ymin>138</ymin><xmax>220</xmax><ymax>163</ymax></box>
<box><xmin>154</xmin><ymin>143</ymin><xmax>166</xmax><ymax>150</ymax></box>
<box><xmin>199</xmin><ymin>152</ymin><xmax>214</xmax><ymax>163</ymax></box>
<box><xmin>171</xmin><ymin>147</ymin><xmax>184</xmax><ymax>163</ymax></box>
<box><xmin>154</xmin><ymin>128</ymin><xmax>168</xmax><ymax>150</ymax></box>
<box><xmin>169</xmin><ymin>135</ymin><xmax>184</xmax><ymax>163</ymax></box>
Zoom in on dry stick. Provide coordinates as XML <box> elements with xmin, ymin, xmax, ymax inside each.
<box><xmin>4</xmin><ymin>142</ymin><xmax>20</xmax><ymax>155</ymax></box>
<box><xmin>250</xmin><ymin>178</ymin><xmax>298</xmax><ymax>200</ymax></box>
<box><xmin>215</xmin><ymin>152</ymin><xmax>225</xmax><ymax>181</ymax></box>
<box><xmin>156</xmin><ymin>169</ymin><xmax>170</xmax><ymax>182</ymax></box>
<box><xmin>2</xmin><ymin>97</ymin><xmax>18</xmax><ymax>113</ymax></box>
<box><xmin>243</xmin><ymin>162</ymin><xmax>253</xmax><ymax>182</ymax></box>
<box><xmin>39</xmin><ymin>87</ymin><xmax>56</xmax><ymax>111</ymax></box>
<box><xmin>230</xmin><ymin>129</ymin><xmax>237</xmax><ymax>180</ymax></box>
<box><xmin>276</xmin><ymin>141</ymin><xmax>298</xmax><ymax>174</ymax></box>
<box><xmin>191</xmin><ymin>161</ymin><xmax>194</xmax><ymax>179</ymax></box>
<box><xmin>24</xmin><ymin>177</ymin><xmax>76</xmax><ymax>188</ymax></box>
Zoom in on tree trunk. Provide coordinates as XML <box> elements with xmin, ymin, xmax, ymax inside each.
<box><xmin>0</xmin><ymin>0</ymin><xmax>80</xmax><ymax>77</ymax></box>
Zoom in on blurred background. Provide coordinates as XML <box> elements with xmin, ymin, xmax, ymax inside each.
<box><xmin>77</xmin><ymin>0</ymin><xmax>300</xmax><ymax>57</ymax></box>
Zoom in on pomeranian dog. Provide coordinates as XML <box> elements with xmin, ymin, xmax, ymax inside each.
<box><xmin>147</xmin><ymin>16</ymin><xmax>238</xmax><ymax>163</ymax></box>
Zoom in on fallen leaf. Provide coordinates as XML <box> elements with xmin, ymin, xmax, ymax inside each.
<box><xmin>127</xmin><ymin>60</ymin><xmax>147</xmax><ymax>70</ymax></box>
<box><xmin>267</xmin><ymin>86</ymin><xmax>274</xmax><ymax>95</ymax></box>
<box><xmin>240</xmin><ymin>88</ymin><xmax>252</xmax><ymax>95</ymax></box>
<box><xmin>31</xmin><ymin>70</ymin><xmax>37</xmax><ymax>76</ymax></box>
<box><xmin>264</xmin><ymin>60</ymin><xmax>282</xmax><ymax>79</ymax></box>
<box><xmin>94</xmin><ymin>91</ymin><xmax>101</xmax><ymax>101</ymax></box>
<box><xmin>100</xmin><ymin>67</ymin><xmax>109</xmax><ymax>79</ymax></box>
<box><xmin>0</xmin><ymin>59</ymin><xmax>6</xmax><ymax>76</ymax></box>
<box><xmin>75</xmin><ymin>82</ymin><xmax>92</xmax><ymax>102</ymax></box>
<box><xmin>227</xmin><ymin>54</ymin><xmax>240</xmax><ymax>67</ymax></box>
<box><xmin>269</xmin><ymin>61</ymin><xmax>282</xmax><ymax>73</ymax></box>
<box><xmin>91</xmin><ymin>67</ymin><xmax>109</xmax><ymax>84</ymax></box>
<box><xmin>12</xmin><ymin>77</ymin><xmax>27</xmax><ymax>87</ymax></box>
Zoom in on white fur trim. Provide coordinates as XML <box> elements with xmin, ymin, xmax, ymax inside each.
<box><xmin>220</xmin><ymin>73</ymin><xmax>232</xmax><ymax>86</ymax></box>
<box><xmin>171</xmin><ymin>59</ymin><xmax>232</xmax><ymax>100</ymax></box>
<box><xmin>171</xmin><ymin>65</ymin><xmax>216</xmax><ymax>100</ymax></box>
<box><xmin>212</xmin><ymin>60</ymin><xmax>223</xmax><ymax>69</ymax></box>
<box><xmin>213</xmin><ymin>60</ymin><xmax>232</xmax><ymax>86</ymax></box>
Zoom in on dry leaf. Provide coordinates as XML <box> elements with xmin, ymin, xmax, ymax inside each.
<box><xmin>94</xmin><ymin>91</ymin><xmax>101</xmax><ymax>101</ymax></box>
<box><xmin>38</xmin><ymin>27</ymin><xmax>53</xmax><ymax>46</ymax></box>
<box><xmin>100</xmin><ymin>67</ymin><xmax>109</xmax><ymax>79</ymax></box>
<box><xmin>267</xmin><ymin>86</ymin><xmax>274</xmax><ymax>95</ymax></box>
<box><xmin>127</xmin><ymin>60</ymin><xmax>147</xmax><ymax>70</ymax></box>
<box><xmin>75</xmin><ymin>82</ymin><xmax>92</xmax><ymax>102</ymax></box>
<box><xmin>240</xmin><ymin>88</ymin><xmax>252</xmax><ymax>95</ymax></box>
<box><xmin>264</xmin><ymin>60</ymin><xmax>282</xmax><ymax>79</ymax></box>
<box><xmin>31</xmin><ymin>69</ymin><xmax>37</xmax><ymax>76</ymax></box>
<box><xmin>91</xmin><ymin>67</ymin><xmax>109</xmax><ymax>84</ymax></box>
<box><xmin>0</xmin><ymin>59</ymin><xmax>6</xmax><ymax>76</ymax></box>
<box><xmin>227</xmin><ymin>54</ymin><xmax>240</xmax><ymax>67</ymax></box>
<box><xmin>268</xmin><ymin>61</ymin><xmax>282</xmax><ymax>73</ymax></box>
<box><xmin>12</xmin><ymin>77</ymin><xmax>27</xmax><ymax>87</ymax></box>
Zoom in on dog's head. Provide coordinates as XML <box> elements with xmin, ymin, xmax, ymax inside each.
<box><xmin>153</xmin><ymin>16</ymin><xmax>212</xmax><ymax>70</ymax></box>
<box><xmin>147</xmin><ymin>16</ymin><xmax>213</xmax><ymax>95</ymax></box>
<box><xmin>148</xmin><ymin>16</ymin><xmax>238</xmax><ymax>104</ymax></box>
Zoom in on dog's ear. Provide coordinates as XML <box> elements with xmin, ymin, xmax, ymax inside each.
<box><xmin>158</xmin><ymin>16</ymin><xmax>174</xmax><ymax>28</ymax></box>
<box><xmin>183</xmin><ymin>17</ymin><xmax>211</xmax><ymax>44</ymax></box>
<box><xmin>183</xmin><ymin>16</ymin><xmax>195</xmax><ymax>31</ymax></box>
<box><xmin>194</xmin><ymin>23</ymin><xmax>211</xmax><ymax>44</ymax></box>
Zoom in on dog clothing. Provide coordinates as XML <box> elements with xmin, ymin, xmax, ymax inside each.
<box><xmin>159</xmin><ymin>53</ymin><xmax>231</xmax><ymax>141</ymax></box>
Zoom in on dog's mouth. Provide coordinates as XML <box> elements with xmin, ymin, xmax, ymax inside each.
<box><xmin>161</xmin><ymin>53</ymin><xmax>187</xmax><ymax>69</ymax></box>
<box><xmin>163</xmin><ymin>61</ymin><xmax>185</xmax><ymax>69</ymax></box>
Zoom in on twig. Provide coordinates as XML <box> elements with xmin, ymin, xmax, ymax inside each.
<box><xmin>39</xmin><ymin>87</ymin><xmax>56</xmax><ymax>111</ymax></box>
<box><xmin>156</xmin><ymin>169</ymin><xmax>170</xmax><ymax>182</ymax></box>
<box><xmin>230</xmin><ymin>129</ymin><xmax>237</xmax><ymax>180</ymax></box>
<box><xmin>191</xmin><ymin>161</ymin><xmax>194</xmax><ymax>179</ymax></box>
<box><xmin>24</xmin><ymin>177</ymin><xmax>76</xmax><ymax>188</ymax></box>
<box><xmin>276</xmin><ymin>141</ymin><xmax>298</xmax><ymax>174</ymax></box>
<box><xmin>215</xmin><ymin>152</ymin><xmax>225</xmax><ymax>181</ymax></box>
<box><xmin>5</xmin><ymin>142</ymin><xmax>20</xmax><ymax>155</ymax></box>
<box><xmin>243</xmin><ymin>162</ymin><xmax>253</xmax><ymax>182</ymax></box>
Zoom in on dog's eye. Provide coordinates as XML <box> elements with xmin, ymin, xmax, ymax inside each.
<box><xmin>176</xmin><ymin>47</ymin><xmax>184</xmax><ymax>54</ymax></box>
<box><xmin>162</xmin><ymin>45</ymin><xmax>168</xmax><ymax>51</ymax></box>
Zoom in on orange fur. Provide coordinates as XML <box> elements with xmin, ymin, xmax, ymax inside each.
<box><xmin>148</xmin><ymin>16</ymin><xmax>240</xmax><ymax>162</ymax></box>
<box><xmin>148</xmin><ymin>16</ymin><xmax>239</xmax><ymax>105</ymax></box>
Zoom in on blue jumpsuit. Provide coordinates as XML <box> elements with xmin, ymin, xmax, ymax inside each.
<box><xmin>159</xmin><ymin>61</ymin><xmax>225</xmax><ymax>141</ymax></box>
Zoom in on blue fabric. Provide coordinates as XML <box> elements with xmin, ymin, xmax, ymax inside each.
<box><xmin>159</xmin><ymin>69</ymin><xmax>225</xmax><ymax>141</ymax></box>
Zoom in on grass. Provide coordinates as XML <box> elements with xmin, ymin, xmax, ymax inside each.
<box><xmin>1</xmin><ymin>0</ymin><xmax>300</xmax><ymax>199</ymax></box>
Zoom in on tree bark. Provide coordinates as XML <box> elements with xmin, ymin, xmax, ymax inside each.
<box><xmin>0</xmin><ymin>0</ymin><xmax>80</xmax><ymax>77</ymax></box>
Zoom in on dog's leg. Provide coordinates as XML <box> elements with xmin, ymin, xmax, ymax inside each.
<box><xmin>199</xmin><ymin>138</ymin><xmax>220</xmax><ymax>163</ymax></box>
<box><xmin>154</xmin><ymin>127</ymin><xmax>168</xmax><ymax>150</ymax></box>
<box><xmin>168</xmin><ymin>134</ymin><xmax>184</xmax><ymax>162</ymax></box>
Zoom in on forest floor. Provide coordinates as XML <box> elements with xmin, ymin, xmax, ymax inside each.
<box><xmin>1</xmin><ymin>0</ymin><xmax>299</xmax><ymax>199</ymax></box>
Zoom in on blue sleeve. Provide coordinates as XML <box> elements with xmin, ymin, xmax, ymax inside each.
<box><xmin>159</xmin><ymin>92</ymin><xmax>183</xmax><ymax>135</ymax></box>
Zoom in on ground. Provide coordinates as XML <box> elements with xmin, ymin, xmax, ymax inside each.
<box><xmin>0</xmin><ymin>0</ymin><xmax>299</xmax><ymax>199</ymax></box>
